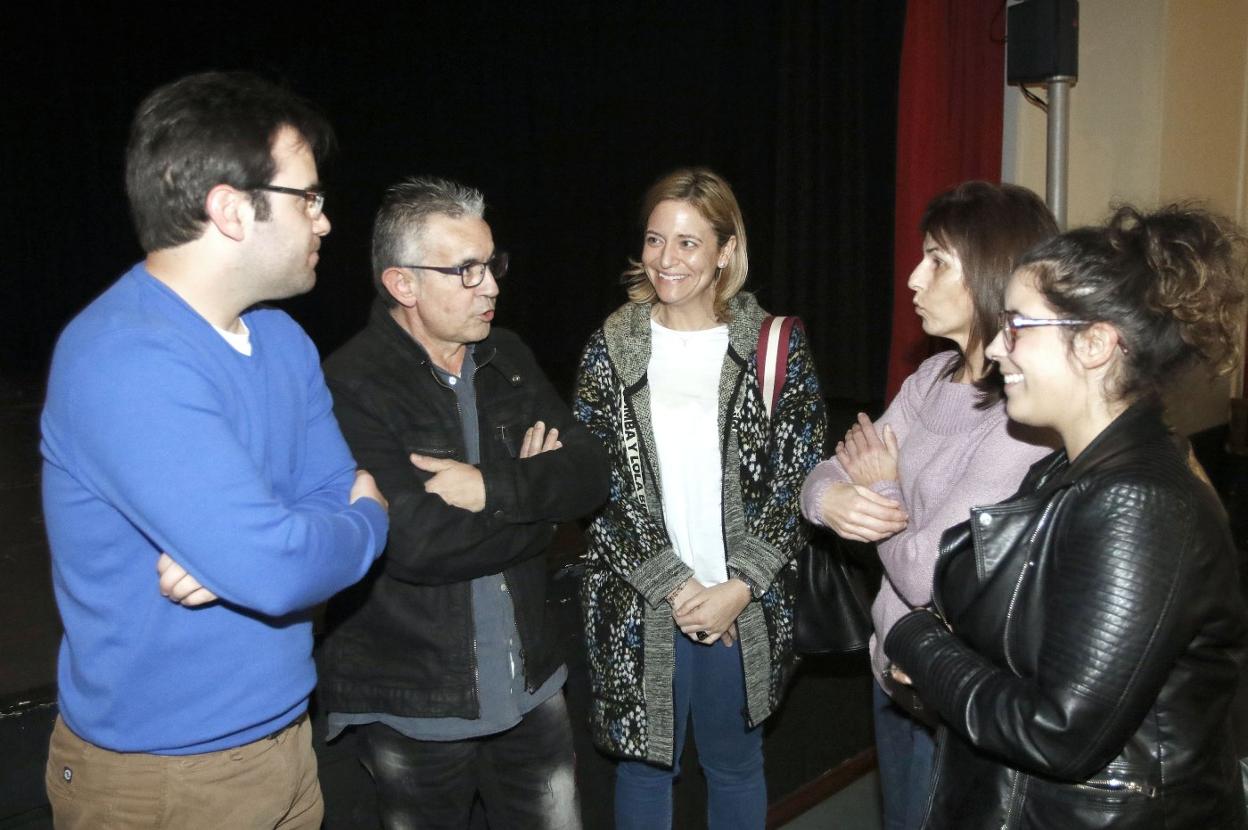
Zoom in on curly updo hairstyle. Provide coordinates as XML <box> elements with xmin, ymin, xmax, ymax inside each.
<box><xmin>1017</xmin><ymin>203</ymin><xmax>1248</xmax><ymax>403</ymax></box>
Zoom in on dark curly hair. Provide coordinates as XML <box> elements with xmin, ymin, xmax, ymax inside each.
<box><xmin>1017</xmin><ymin>203</ymin><xmax>1248</xmax><ymax>403</ymax></box>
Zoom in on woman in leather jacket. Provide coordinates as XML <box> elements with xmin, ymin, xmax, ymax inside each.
<box><xmin>886</xmin><ymin>204</ymin><xmax>1248</xmax><ymax>828</ymax></box>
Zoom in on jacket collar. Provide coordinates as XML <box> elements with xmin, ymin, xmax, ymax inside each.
<box><xmin>600</xmin><ymin>291</ymin><xmax>769</xmax><ymax>386</ymax></box>
<box><xmin>1035</xmin><ymin>398</ymin><xmax>1170</xmax><ymax>491</ymax></box>
<box><xmin>367</xmin><ymin>299</ymin><xmax>499</xmax><ymax>373</ymax></box>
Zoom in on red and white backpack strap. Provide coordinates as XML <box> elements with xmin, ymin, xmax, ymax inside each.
<box><xmin>756</xmin><ymin>315</ymin><xmax>803</xmax><ymax>419</ymax></box>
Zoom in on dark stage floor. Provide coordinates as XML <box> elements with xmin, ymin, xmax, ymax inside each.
<box><xmin>0</xmin><ymin>396</ymin><xmax>58</xmax><ymax>701</ymax></box>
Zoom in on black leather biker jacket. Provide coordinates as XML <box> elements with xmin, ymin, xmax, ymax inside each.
<box><xmin>887</xmin><ymin>401</ymin><xmax>1248</xmax><ymax>829</ymax></box>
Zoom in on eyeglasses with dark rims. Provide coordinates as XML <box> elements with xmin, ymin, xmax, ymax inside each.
<box><xmin>398</xmin><ymin>252</ymin><xmax>510</xmax><ymax>288</ymax></box>
<box><xmin>250</xmin><ymin>184</ymin><xmax>326</xmax><ymax>219</ymax></box>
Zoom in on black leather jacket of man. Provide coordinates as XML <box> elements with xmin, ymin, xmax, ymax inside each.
<box><xmin>887</xmin><ymin>401</ymin><xmax>1248</xmax><ymax>829</ymax></box>
<box><xmin>317</xmin><ymin>302</ymin><xmax>609</xmax><ymax>718</ymax></box>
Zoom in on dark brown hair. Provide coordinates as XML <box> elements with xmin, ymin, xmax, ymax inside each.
<box><xmin>1017</xmin><ymin>203</ymin><xmax>1248</xmax><ymax>403</ymax></box>
<box><xmin>125</xmin><ymin>71</ymin><xmax>333</xmax><ymax>253</ymax></box>
<box><xmin>920</xmin><ymin>181</ymin><xmax>1059</xmax><ymax>405</ymax></box>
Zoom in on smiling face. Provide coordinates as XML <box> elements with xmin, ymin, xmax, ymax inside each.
<box><xmin>247</xmin><ymin>126</ymin><xmax>331</xmax><ymax>301</ymax></box>
<box><xmin>641</xmin><ymin>199</ymin><xmax>734</xmax><ymax>329</ymax></box>
<box><xmin>986</xmin><ymin>268</ymin><xmax>1085</xmax><ymax>435</ymax></box>
<box><xmin>907</xmin><ymin>233</ymin><xmax>975</xmax><ymax>351</ymax></box>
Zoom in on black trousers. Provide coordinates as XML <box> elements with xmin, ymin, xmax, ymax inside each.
<box><xmin>357</xmin><ymin>692</ymin><xmax>582</xmax><ymax>830</ymax></box>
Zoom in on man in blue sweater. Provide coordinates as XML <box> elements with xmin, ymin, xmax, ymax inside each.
<box><xmin>40</xmin><ymin>71</ymin><xmax>389</xmax><ymax>829</ymax></box>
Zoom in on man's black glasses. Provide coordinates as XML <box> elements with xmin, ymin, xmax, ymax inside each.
<box><xmin>251</xmin><ymin>184</ymin><xmax>325</xmax><ymax>218</ymax></box>
<box><xmin>399</xmin><ymin>252</ymin><xmax>510</xmax><ymax>288</ymax></box>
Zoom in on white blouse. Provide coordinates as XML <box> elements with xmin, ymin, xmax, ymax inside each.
<box><xmin>648</xmin><ymin>318</ymin><xmax>730</xmax><ymax>586</ymax></box>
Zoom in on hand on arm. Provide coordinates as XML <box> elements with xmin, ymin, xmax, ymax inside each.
<box><xmin>888</xmin><ymin>664</ymin><xmax>914</xmax><ymax>686</ymax></box>
<box><xmin>157</xmin><ymin>553</ymin><xmax>218</xmax><ymax>607</ymax></box>
<box><xmin>327</xmin><ymin>382</ymin><xmax>549</xmax><ymax>584</ymax></box>
<box><xmin>519</xmin><ymin>420</ymin><xmax>562</xmax><ymax>458</ymax></box>
<box><xmin>62</xmin><ymin>333</ymin><xmax>383</xmax><ymax>618</ymax></box>
<box><xmin>153</xmin><ymin>465</ymin><xmax>387</xmax><ymax>607</ymax></box>
<box><xmin>836</xmin><ymin>412</ymin><xmax>900</xmax><ymax>487</ymax></box>
<box><xmin>886</xmin><ymin>482</ymin><xmax>1204</xmax><ymax>780</ymax></box>
<box><xmin>665</xmin><ymin>576</ymin><xmax>704</xmax><ymax>611</ymax></box>
<box><xmin>408</xmin><ymin>418</ymin><xmax>561</xmax><ymax>512</ymax></box>
<box><xmin>674</xmin><ymin>578</ymin><xmax>752</xmax><ymax>646</ymax></box>
<box><xmin>350</xmin><ymin>469</ymin><xmax>389</xmax><ymax>512</ymax></box>
<box><xmin>409</xmin><ymin>454</ymin><xmax>486</xmax><ymax>512</ymax></box>
<box><xmin>818</xmin><ymin>481</ymin><xmax>908</xmax><ymax>542</ymax></box>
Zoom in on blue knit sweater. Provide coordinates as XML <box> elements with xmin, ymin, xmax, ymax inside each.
<box><xmin>41</xmin><ymin>263</ymin><xmax>387</xmax><ymax>754</ymax></box>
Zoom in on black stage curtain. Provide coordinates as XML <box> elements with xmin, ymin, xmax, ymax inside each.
<box><xmin>774</xmin><ymin>2</ymin><xmax>906</xmax><ymax>402</ymax></box>
<box><xmin>2</xmin><ymin>3</ymin><xmax>904</xmax><ymax>401</ymax></box>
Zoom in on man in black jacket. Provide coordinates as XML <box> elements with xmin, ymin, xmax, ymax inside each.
<box><xmin>319</xmin><ymin>176</ymin><xmax>608</xmax><ymax>829</ymax></box>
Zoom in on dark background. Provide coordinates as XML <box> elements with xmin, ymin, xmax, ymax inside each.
<box><xmin>2</xmin><ymin>1</ymin><xmax>905</xmax><ymax>403</ymax></box>
<box><xmin>1</xmin><ymin>4</ymin><xmax>907</xmax><ymax>825</ymax></box>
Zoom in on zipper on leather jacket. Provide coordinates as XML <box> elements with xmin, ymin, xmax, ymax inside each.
<box><xmin>1002</xmin><ymin>498</ymin><xmax>1059</xmax><ymax>675</ymax></box>
<box><xmin>1001</xmin><ymin>767</ymin><xmax>1023</xmax><ymax>829</ymax></box>
<box><xmin>471</xmin><ymin>628</ymin><xmax>480</xmax><ymax>711</ymax></box>
<box><xmin>1080</xmin><ymin>777</ymin><xmax>1156</xmax><ymax>797</ymax></box>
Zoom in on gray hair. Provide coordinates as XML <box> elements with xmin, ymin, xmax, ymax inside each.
<box><xmin>371</xmin><ymin>176</ymin><xmax>486</xmax><ymax>306</ymax></box>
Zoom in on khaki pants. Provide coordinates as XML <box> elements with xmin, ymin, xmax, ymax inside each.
<box><xmin>45</xmin><ymin>714</ymin><xmax>323</xmax><ymax>830</ymax></box>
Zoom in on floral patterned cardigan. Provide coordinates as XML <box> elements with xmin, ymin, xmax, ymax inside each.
<box><xmin>572</xmin><ymin>291</ymin><xmax>827</xmax><ymax>766</ymax></box>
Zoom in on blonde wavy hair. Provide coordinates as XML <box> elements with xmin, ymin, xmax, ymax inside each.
<box><xmin>622</xmin><ymin>168</ymin><xmax>749</xmax><ymax>323</ymax></box>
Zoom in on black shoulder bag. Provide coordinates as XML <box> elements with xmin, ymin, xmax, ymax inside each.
<box><xmin>757</xmin><ymin>315</ymin><xmax>874</xmax><ymax>656</ymax></box>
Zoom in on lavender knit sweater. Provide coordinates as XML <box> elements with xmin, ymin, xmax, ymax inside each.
<box><xmin>800</xmin><ymin>352</ymin><xmax>1052</xmax><ymax>689</ymax></box>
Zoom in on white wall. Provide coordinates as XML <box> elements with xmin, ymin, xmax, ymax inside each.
<box><xmin>1003</xmin><ymin>0</ymin><xmax>1248</xmax><ymax>435</ymax></box>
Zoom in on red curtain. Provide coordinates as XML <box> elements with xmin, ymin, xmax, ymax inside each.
<box><xmin>885</xmin><ymin>0</ymin><xmax>1008</xmax><ymax>401</ymax></box>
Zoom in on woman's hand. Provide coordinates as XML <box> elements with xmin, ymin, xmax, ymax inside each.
<box><xmin>818</xmin><ymin>482</ymin><xmax>908</xmax><ymax>543</ymax></box>
<box><xmin>674</xmin><ymin>578</ymin><xmax>752</xmax><ymax>646</ymax></box>
<box><xmin>666</xmin><ymin>577</ymin><xmax>704</xmax><ymax>618</ymax></box>
<box><xmin>836</xmin><ymin>412</ymin><xmax>900</xmax><ymax>486</ymax></box>
<box><xmin>888</xmin><ymin>663</ymin><xmax>914</xmax><ymax>687</ymax></box>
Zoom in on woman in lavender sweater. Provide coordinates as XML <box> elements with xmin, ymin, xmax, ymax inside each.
<box><xmin>800</xmin><ymin>181</ymin><xmax>1056</xmax><ymax>830</ymax></box>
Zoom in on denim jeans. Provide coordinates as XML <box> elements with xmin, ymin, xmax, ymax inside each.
<box><xmin>615</xmin><ymin>632</ymin><xmax>766</xmax><ymax>830</ymax></box>
<box><xmin>357</xmin><ymin>692</ymin><xmax>581</xmax><ymax>830</ymax></box>
<box><xmin>873</xmin><ymin>681</ymin><xmax>935</xmax><ymax>830</ymax></box>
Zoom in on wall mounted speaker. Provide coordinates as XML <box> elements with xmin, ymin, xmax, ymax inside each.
<box><xmin>1007</xmin><ymin>0</ymin><xmax>1079</xmax><ymax>84</ymax></box>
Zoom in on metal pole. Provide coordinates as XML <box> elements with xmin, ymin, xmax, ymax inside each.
<box><xmin>1046</xmin><ymin>76</ymin><xmax>1075</xmax><ymax>230</ymax></box>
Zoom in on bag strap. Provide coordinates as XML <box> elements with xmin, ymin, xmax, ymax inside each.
<box><xmin>756</xmin><ymin>315</ymin><xmax>803</xmax><ymax>419</ymax></box>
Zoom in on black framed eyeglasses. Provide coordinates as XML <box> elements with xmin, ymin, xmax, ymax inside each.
<box><xmin>399</xmin><ymin>252</ymin><xmax>509</xmax><ymax>288</ymax></box>
<box><xmin>251</xmin><ymin>184</ymin><xmax>326</xmax><ymax>219</ymax></box>
<box><xmin>999</xmin><ymin>312</ymin><xmax>1091</xmax><ymax>351</ymax></box>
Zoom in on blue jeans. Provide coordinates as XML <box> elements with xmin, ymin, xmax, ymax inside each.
<box><xmin>357</xmin><ymin>692</ymin><xmax>581</xmax><ymax>830</ymax></box>
<box><xmin>873</xmin><ymin>681</ymin><xmax>935</xmax><ymax>830</ymax></box>
<box><xmin>615</xmin><ymin>632</ymin><xmax>766</xmax><ymax>830</ymax></box>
